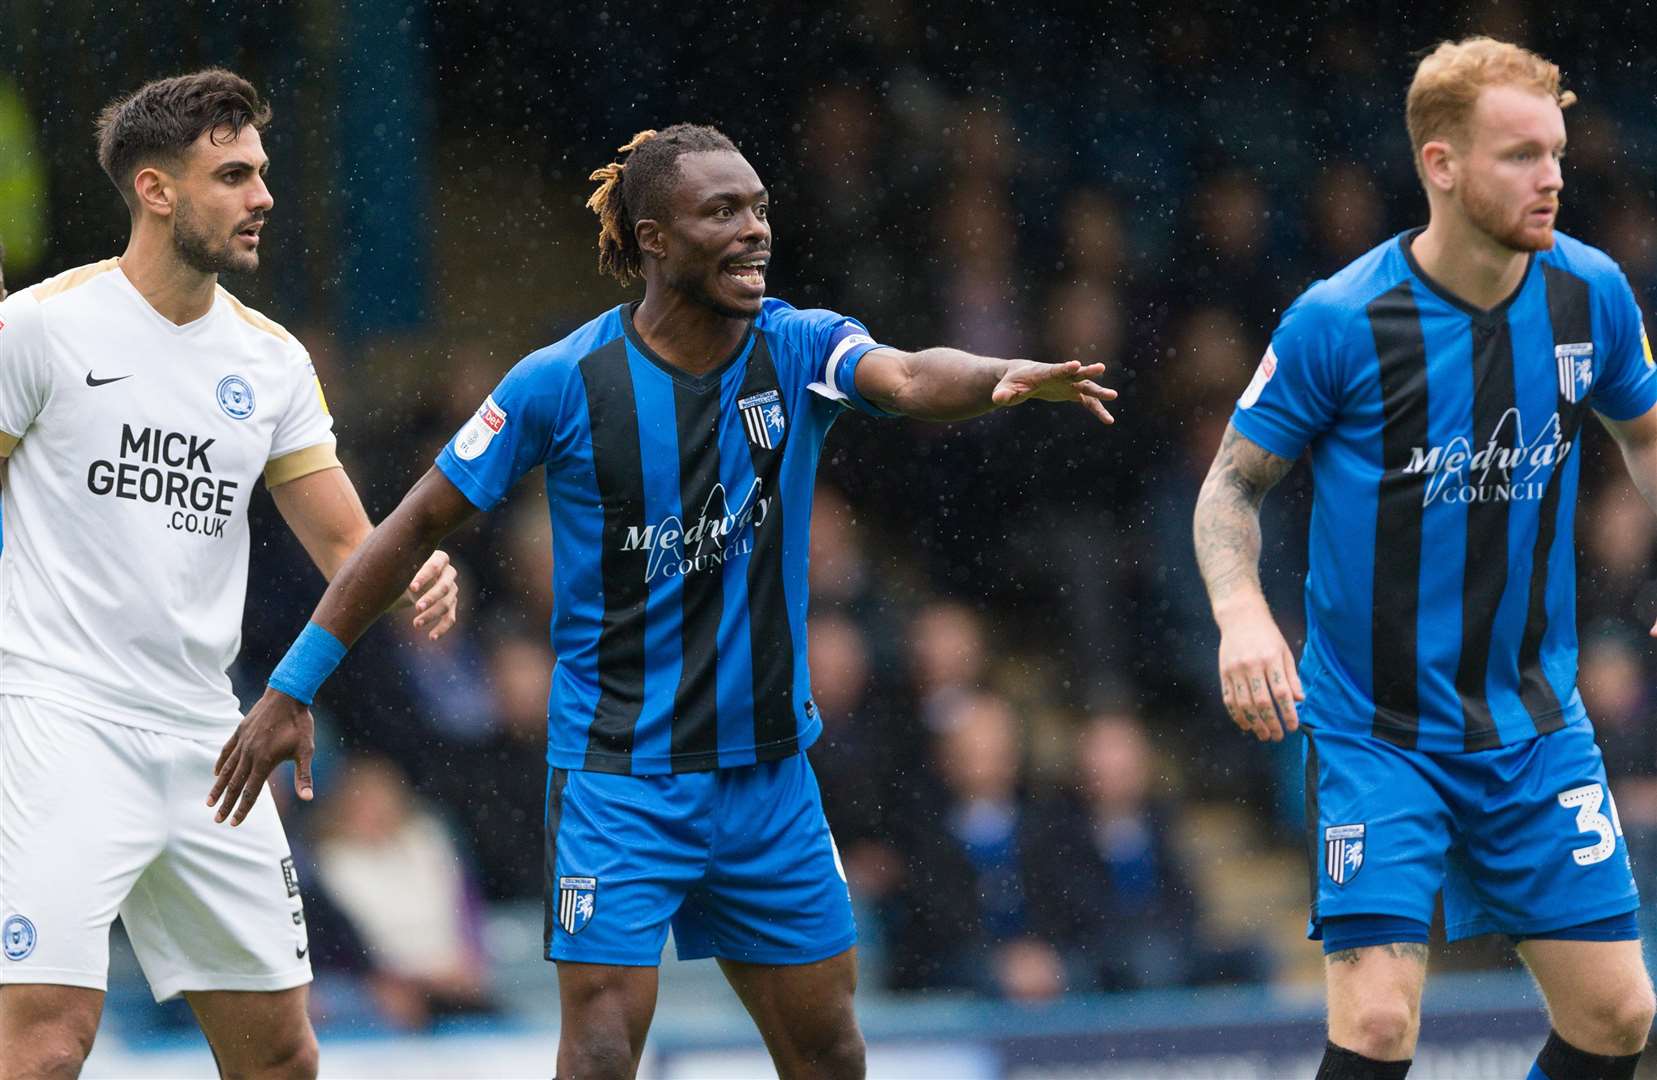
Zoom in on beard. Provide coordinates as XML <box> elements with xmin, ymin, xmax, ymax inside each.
<box><xmin>1460</xmin><ymin>176</ymin><xmax>1556</xmax><ymax>253</ymax></box>
<box><xmin>173</xmin><ymin>196</ymin><xmax>259</xmax><ymax>275</ymax></box>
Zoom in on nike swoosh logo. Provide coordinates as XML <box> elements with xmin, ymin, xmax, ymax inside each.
<box><xmin>86</xmin><ymin>372</ymin><xmax>133</xmax><ymax>387</ymax></box>
<box><xmin>295</xmin><ymin>944</ymin><xmax>309</xmax><ymax>959</ymax></box>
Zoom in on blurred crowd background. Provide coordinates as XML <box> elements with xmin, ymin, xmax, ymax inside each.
<box><xmin>7</xmin><ymin>0</ymin><xmax>1657</xmax><ymax>1035</ymax></box>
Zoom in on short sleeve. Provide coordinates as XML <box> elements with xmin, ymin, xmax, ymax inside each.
<box><xmin>1589</xmin><ymin>270</ymin><xmax>1657</xmax><ymax>422</ymax></box>
<box><xmin>435</xmin><ymin>349</ymin><xmax>564</xmax><ymax>512</ymax></box>
<box><xmin>0</xmin><ymin>290</ymin><xmax>50</xmax><ymax>455</ymax></box>
<box><xmin>1229</xmin><ymin>288</ymin><xmax>1345</xmax><ymax>460</ymax></box>
<box><xmin>766</xmin><ymin>303</ymin><xmax>892</xmax><ymax>418</ymax></box>
<box><xmin>264</xmin><ymin>346</ymin><xmax>340</xmax><ymax>486</ymax></box>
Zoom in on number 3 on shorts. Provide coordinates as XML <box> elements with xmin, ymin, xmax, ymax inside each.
<box><xmin>1557</xmin><ymin>783</ymin><xmax>1624</xmax><ymax>866</ymax></box>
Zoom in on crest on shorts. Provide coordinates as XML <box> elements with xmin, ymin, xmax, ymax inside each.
<box><xmin>1325</xmin><ymin>824</ymin><xmax>1365</xmax><ymax>886</ymax></box>
<box><xmin>2</xmin><ymin>915</ymin><xmax>37</xmax><ymax>961</ymax></box>
<box><xmin>557</xmin><ymin>876</ymin><xmax>597</xmax><ymax>935</ymax></box>
<box><xmin>739</xmin><ymin>389</ymin><xmax>786</xmax><ymax>450</ymax></box>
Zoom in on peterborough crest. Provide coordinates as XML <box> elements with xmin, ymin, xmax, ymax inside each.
<box><xmin>557</xmin><ymin>876</ymin><xmax>597</xmax><ymax>935</ymax></box>
<box><xmin>1324</xmin><ymin>824</ymin><xmax>1365</xmax><ymax>886</ymax></box>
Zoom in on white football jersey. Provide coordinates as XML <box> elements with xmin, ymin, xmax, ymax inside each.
<box><xmin>0</xmin><ymin>260</ymin><xmax>338</xmax><ymax>737</ymax></box>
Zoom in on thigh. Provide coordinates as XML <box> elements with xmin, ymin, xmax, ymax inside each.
<box><xmin>1304</xmin><ymin>729</ymin><xmax>1452</xmax><ymax>936</ymax></box>
<box><xmin>555</xmin><ymin>962</ymin><xmax>659</xmax><ymax>1078</ymax></box>
<box><xmin>718</xmin><ymin>946</ymin><xmax>859</xmax><ymax>1047</ymax></box>
<box><xmin>546</xmin><ymin>768</ymin><xmax>713</xmax><ymax>966</ymax></box>
<box><xmin>122</xmin><ymin>734</ymin><xmax>310</xmax><ymax>1002</ymax></box>
<box><xmin>1445</xmin><ymin>723</ymin><xmax>1640</xmax><ymax>941</ymax></box>
<box><xmin>185</xmin><ymin>985</ymin><xmax>315</xmax><ymax>1076</ymax></box>
<box><xmin>676</xmin><ymin>754</ymin><xmax>856</xmax><ymax>965</ymax></box>
<box><xmin>0</xmin><ymin>696</ymin><xmax>163</xmax><ymax>991</ymax></box>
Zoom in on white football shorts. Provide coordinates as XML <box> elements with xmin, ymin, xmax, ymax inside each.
<box><xmin>0</xmin><ymin>694</ymin><xmax>311</xmax><ymax>1001</ymax></box>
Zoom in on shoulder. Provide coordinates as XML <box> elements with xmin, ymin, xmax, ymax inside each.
<box><xmin>523</xmin><ymin>306</ymin><xmax>628</xmax><ymax>380</ymax></box>
<box><xmin>214</xmin><ymin>286</ymin><xmax>309</xmax><ymax>368</ymax></box>
<box><xmin>25</xmin><ymin>258</ymin><xmax>122</xmax><ymax>310</ymax></box>
<box><xmin>756</xmin><ymin>296</ymin><xmax>855</xmax><ymax>334</ymax></box>
<box><xmin>1288</xmin><ymin>235</ymin><xmax>1413</xmax><ymax>328</ymax></box>
<box><xmin>1540</xmin><ymin>231</ymin><xmax>1627</xmax><ymax>288</ymax></box>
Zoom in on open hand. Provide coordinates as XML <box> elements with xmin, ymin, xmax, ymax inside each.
<box><xmin>207</xmin><ymin>689</ymin><xmax>315</xmax><ymax>825</ymax></box>
<box><xmin>991</xmin><ymin>360</ymin><xmax>1117</xmax><ymax>424</ymax></box>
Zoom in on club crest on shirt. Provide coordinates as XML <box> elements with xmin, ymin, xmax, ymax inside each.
<box><xmin>2</xmin><ymin>915</ymin><xmax>37</xmax><ymax>961</ymax></box>
<box><xmin>1555</xmin><ymin>342</ymin><xmax>1594</xmax><ymax>404</ymax></box>
<box><xmin>454</xmin><ymin>395</ymin><xmax>507</xmax><ymax>461</ymax></box>
<box><xmin>217</xmin><ymin>374</ymin><xmax>256</xmax><ymax>419</ymax></box>
<box><xmin>1238</xmin><ymin>346</ymin><xmax>1278</xmax><ymax>410</ymax></box>
<box><xmin>1324</xmin><ymin>824</ymin><xmax>1365</xmax><ymax>886</ymax></box>
<box><xmin>557</xmin><ymin>876</ymin><xmax>597</xmax><ymax>935</ymax></box>
<box><xmin>739</xmin><ymin>389</ymin><xmax>787</xmax><ymax>450</ymax></box>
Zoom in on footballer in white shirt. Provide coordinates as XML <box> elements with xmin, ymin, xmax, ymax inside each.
<box><xmin>0</xmin><ymin>69</ymin><xmax>459</xmax><ymax>1078</ymax></box>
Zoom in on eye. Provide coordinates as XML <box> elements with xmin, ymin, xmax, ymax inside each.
<box><xmin>714</xmin><ymin>206</ymin><xmax>734</xmax><ymax>220</ymax></box>
<box><xmin>755</xmin><ymin>203</ymin><xmax>769</xmax><ymax>220</ymax></box>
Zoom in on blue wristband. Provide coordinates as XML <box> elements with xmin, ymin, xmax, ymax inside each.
<box><xmin>268</xmin><ymin>622</ymin><xmax>348</xmax><ymax>705</ymax></box>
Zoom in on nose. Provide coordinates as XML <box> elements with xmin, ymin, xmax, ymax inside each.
<box><xmin>1540</xmin><ymin>154</ymin><xmax>1563</xmax><ymax>195</ymax></box>
<box><xmin>250</xmin><ymin>173</ymin><xmax>274</xmax><ymax>214</ymax></box>
<box><xmin>738</xmin><ymin>206</ymin><xmax>769</xmax><ymax>245</ymax></box>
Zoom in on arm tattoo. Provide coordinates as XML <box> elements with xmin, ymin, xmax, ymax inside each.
<box><xmin>1192</xmin><ymin>424</ymin><xmax>1295</xmax><ymax>606</ymax></box>
<box><xmin>1326</xmin><ymin>942</ymin><xmax>1429</xmax><ymax>966</ymax></box>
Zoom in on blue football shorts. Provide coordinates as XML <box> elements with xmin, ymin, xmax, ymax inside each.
<box><xmin>542</xmin><ymin>751</ymin><xmax>856</xmax><ymax>966</ymax></box>
<box><xmin>1304</xmin><ymin>719</ymin><xmax>1640</xmax><ymax>943</ymax></box>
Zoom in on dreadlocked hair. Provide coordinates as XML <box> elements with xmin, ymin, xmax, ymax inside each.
<box><xmin>586</xmin><ymin>123</ymin><xmax>739</xmax><ymax>283</ymax></box>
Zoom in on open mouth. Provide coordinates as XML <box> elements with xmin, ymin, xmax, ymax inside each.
<box><xmin>724</xmin><ymin>255</ymin><xmax>768</xmax><ymax>290</ymax></box>
<box><xmin>237</xmin><ymin>221</ymin><xmax>264</xmax><ymax>244</ymax></box>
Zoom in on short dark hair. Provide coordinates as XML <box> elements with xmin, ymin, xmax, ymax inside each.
<box><xmin>95</xmin><ymin>68</ymin><xmax>272</xmax><ymax>210</ymax></box>
<box><xmin>585</xmin><ymin>123</ymin><xmax>740</xmax><ymax>283</ymax></box>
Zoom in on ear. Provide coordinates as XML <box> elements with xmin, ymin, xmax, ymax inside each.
<box><xmin>132</xmin><ymin>165</ymin><xmax>176</xmax><ymax>218</ymax></box>
<box><xmin>635</xmin><ymin>218</ymin><xmax>666</xmax><ymax>261</ymax></box>
<box><xmin>1420</xmin><ymin>139</ymin><xmax>1458</xmax><ymax>194</ymax></box>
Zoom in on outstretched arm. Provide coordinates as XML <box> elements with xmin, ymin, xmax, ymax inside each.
<box><xmin>208</xmin><ymin>467</ymin><xmax>480</xmax><ymax>824</ymax></box>
<box><xmin>853</xmin><ymin>347</ymin><xmax>1116</xmax><ymax>424</ymax></box>
<box><xmin>1599</xmin><ymin>403</ymin><xmax>1657</xmax><ymax>635</ymax></box>
<box><xmin>270</xmin><ymin>465</ymin><xmax>458</xmax><ymax>636</ymax></box>
<box><xmin>1192</xmin><ymin>422</ymin><xmax>1302</xmax><ymax>741</ymax></box>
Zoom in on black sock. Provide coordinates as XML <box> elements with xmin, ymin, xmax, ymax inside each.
<box><xmin>1533</xmin><ymin>1029</ymin><xmax>1642</xmax><ymax>1080</ymax></box>
<box><xmin>1316</xmin><ymin>1041</ymin><xmax>1412</xmax><ymax>1080</ymax></box>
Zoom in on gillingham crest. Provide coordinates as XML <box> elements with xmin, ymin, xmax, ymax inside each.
<box><xmin>1555</xmin><ymin>342</ymin><xmax>1594</xmax><ymax>404</ymax></box>
<box><xmin>1324</xmin><ymin>823</ymin><xmax>1365</xmax><ymax>886</ymax></box>
<box><xmin>557</xmin><ymin>876</ymin><xmax>597</xmax><ymax>935</ymax></box>
<box><xmin>738</xmin><ymin>389</ymin><xmax>786</xmax><ymax>450</ymax></box>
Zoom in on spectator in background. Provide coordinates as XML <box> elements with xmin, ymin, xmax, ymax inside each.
<box><xmin>310</xmin><ymin>756</ymin><xmax>496</xmax><ymax>1029</ymax></box>
<box><xmin>907</xmin><ymin>599</ymin><xmax>991</xmax><ymax>726</ymax></box>
<box><xmin>887</xmin><ymin>693</ymin><xmax>1067</xmax><ymax>1000</ymax></box>
<box><xmin>433</xmin><ymin>632</ymin><xmax>557</xmax><ymax>902</ymax></box>
<box><xmin>1173</xmin><ymin>166</ymin><xmax>1290</xmax><ymax>320</ymax></box>
<box><xmin>1579</xmin><ymin>474</ymin><xmax>1657</xmax><ymax>630</ymax></box>
<box><xmin>807</xmin><ymin>612</ymin><xmax>914</xmax><ymax>903</ymax></box>
<box><xmin>1306</xmin><ymin>162</ymin><xmax>1387</xmax><ymax>272</ymax></box>
<box><xmin>1029</xmin><ymin>712</ymin><xmax>1270</xmax><ymax>991</ymax></box>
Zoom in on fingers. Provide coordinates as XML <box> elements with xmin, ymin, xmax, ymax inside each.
<box><xmin>1268</xmin><ymin>659</ymin><xmax>1300</xmax><ymax>732</ymax></box>
<box><xmin>408</xmin><ymin>549</ymin><xmax>452</xmax><ymax>596</ymax></box>
<box><xmin>412</xmin><ymin>564</ymin><xmax>461</xmax><ymax>639</ymax></box>
<box><xmin>295</xmin><ymin>743</ymin><xmax>315</xmax><ymax>802</ymax></box>
<box><xmin>212</xmin><ymin>727</ymin><xmax>241</xmax><ymax>786</ymax></box>
<box><xmin>230</xmin><ymin>772</ymin><xmax>265</xmax><ymax>826</ymax></box>
<box><xmin>213</xmin><ymin>747</ymin><xmax>256</xmax><ymax>824</ymax></box>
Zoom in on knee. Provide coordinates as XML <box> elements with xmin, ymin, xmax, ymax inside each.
<box><xmin>558</xmin><ymin>1034</ymin><xmax>638</xmax><ymax>1080</ymax></box>
<box><xmin>5</xmin><ymin>1020</ymin><xmax>96</xmax><ymax>1079</ymax></box>
<box><xmin>1571</xmin><ymin>980</ymin><xmax>1655</xmax><ymax>1054</ymax></box>
<box><xmin>218</xmin><ymin>1025</ymin><xmax>319</xmax><ymax>1080</ymax></box>
<box><xmin>1338</xmin><ymin>998</ymin><xmax>1419</xmax><ymax>1061</ymax></box>
<box><xmin>776</xmin><ymin>1018</ymin><xmax>866</xmax><ymax>1080</ymax></box>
